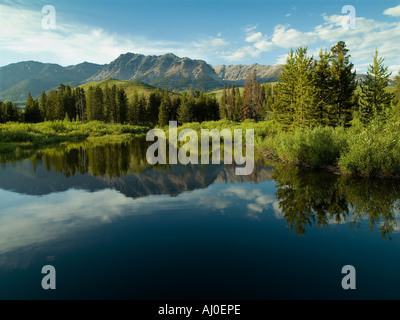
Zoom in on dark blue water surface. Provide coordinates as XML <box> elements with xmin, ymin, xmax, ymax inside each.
<box><xmin>0</xmin><ymin>139</ymin><xmax>400</xmax><ymax>300</ymax></box>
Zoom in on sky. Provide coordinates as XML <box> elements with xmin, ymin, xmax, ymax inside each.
<box><xmin>1</xmin><ymin>0</ymin><xmax>400</xmax><ymax>74</ymax></box>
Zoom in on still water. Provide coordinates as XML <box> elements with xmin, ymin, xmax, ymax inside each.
<box><xmin>0</xmin><ymin>137</ymin><xmax>400</xmax><ymax>299</ymax></box>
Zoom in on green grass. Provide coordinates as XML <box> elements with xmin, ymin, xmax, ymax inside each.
<box><xmin>175</xmin><ymin>118</ymin><xmax>400</xmax><ymax>178</ymax></box>
<box><xmin>3</xmin><ymin>117</ymin><xmax>400</xmax><ymax>178</ymax></box>
<box><xmin>0</xmin><ymin>120</ymin><xmax>149</xmax><ymax>161</ymax></box>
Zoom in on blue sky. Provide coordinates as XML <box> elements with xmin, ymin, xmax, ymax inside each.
<box><xmin>1</xmin><ymin>0</ymin><xmax>400</xmax><ymax>74</ymax></box>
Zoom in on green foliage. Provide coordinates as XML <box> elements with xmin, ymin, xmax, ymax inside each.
<box><xmin>266</xmin><ymin>126</ymin><xmax>347</xmax><ymax>167</ymax></box>
<box><xmin>359</xmin><ymin>49</ymin><xmax>394</xmax><ymax>124</ymax></box>
<box><xmin>24</xmin><ymin>93</ymin><xmax>42</xmax><ymax>123</ymax></box>
<box><xmin>338</xmin><ymin>119</ymin><xmax>400</xmax><ymax>176</ymax></box>
<box><xmin>273</xmin><ymin>42</ymin><xmax>357</xmax><ymax>128</ymax></box>
<box><xmin>0</xmin><ymin>121</ymin><xmax>149</xmax><ymax>158</ymax></box>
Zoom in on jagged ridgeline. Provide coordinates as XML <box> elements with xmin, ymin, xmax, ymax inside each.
<box><xmin>0</xmin><ymin>52</ymin><xmax>284</xmax><ymax>104</ymax></box>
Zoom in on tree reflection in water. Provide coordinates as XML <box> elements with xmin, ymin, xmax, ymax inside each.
<box><xmin>272</xmin><ymin>164</ymin><xmax>400</xmax><ymax>239</ymax></box>
<box><xmin>28</xmin><ymin>140</ymin><xmax>400</xmax><ymax>239</ymax></box>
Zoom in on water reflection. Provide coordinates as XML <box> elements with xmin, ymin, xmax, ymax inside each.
<box><xmin>272</xmin><ymin>164</ymin><xmax>399</xmax><ymax>239</ymax></box>
<box><xmin>1</xmin><ymin>138</ymin><xmax>400</xmax><ymax>241</ymax></box>
<box><xmin>31</xmin><ymin>137</ymin><xmax>151</xmax><ymax>178</ymax></box>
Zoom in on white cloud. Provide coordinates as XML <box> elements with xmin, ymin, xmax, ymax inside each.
<box><xmin>225</xmin><ymin>6</ymin><xmax>400</xmax><ymax>72</ymax></box>
<box><xmin>0</xmin><ymin>4</ymin><xmax>230</xmax><ymax>66</ymax></box>
<box><xmin>271</xmin><ymin>24</ymin><xmax>317</xmax><ymax>48</ymax></box>
<box><xmin>223</xmin><ymin>46</ymin><xmax>261</xmax><ymax>61</ymax></box>
<box><xmin>195</xmin><ymin>36</ymin><xmax>230</xmax><ymax>53</ymax></box>
<box><xmin>383</xmin><ymin>5</ymin><xmax>400</xmax><ymax>17</ymax></box>
<box><xmin>245</xmin><ymin>32</ymin><xmax>263</xmax><ymax>43</ymax></box>
<box><xmin>244</xmin><ymin>25</ymin><xmax>258</xmax><ymax>33</ymax></box>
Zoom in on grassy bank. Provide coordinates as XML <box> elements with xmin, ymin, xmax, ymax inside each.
<box><xmin>169</xmin><ymin>119</ymin><xmax>400</xmax><ymax>178</ymax></box>
<box><xmin>2</xmin><ymin>119</ymin><xmax>400</xmax><ymax>178</ymax></box>
<box><xmin>0</xmin><ymin>121</ymin><xmax>149</xmax><ymax>161</ymax></box>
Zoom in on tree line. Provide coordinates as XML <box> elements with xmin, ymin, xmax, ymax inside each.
<box><xmin>272</xmin><ymin>41</ymin><xmax>399</xmax><ymax>128</ymax></box>
<box><xmin>9</xmin><ymin>84</ymin><xmax>220</xmax><ymax>126</ymax></box>
<box><xmin>219</xmin><ymin>72</ymin><xmax>275</xmax><ymax>122</ymax></box>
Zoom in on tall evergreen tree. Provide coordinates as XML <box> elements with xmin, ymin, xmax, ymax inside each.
<box><xmin>273</xmin><ymin>49</ymin><xmax>297</xmax><ymax>127</ymax></box>
<box><xmin>234</xmin><ymin>87</ymin><xmax>242</xmax><ymax>121</ymax></box>
<box><xmin>219</xmin><ymin>86</ymin><xmax>228</xmax><ymax>119</ymax></box>
<box><xmin>103</xmin><ymin>85</ymin><xmax>113</xmax><ymax>122</ymax></box>
<box><xmin>55</xmin><ymin>84</ymin><xmax>66</xmax><ymax>120</ymax></box>
<box><xmin>313</xmin><ymin>49</ymin><xmax>333</xmax><ymax>126</ymax></box>
<box><xmin>147</xmin><ymin>89</ymin><xmax>161</xmax><ymax>126</ymax></box>
<box><xmin>393</xmin><ymin>70</ymin><xmax>400</xmax><ymax>117</ymax></box>
<box><xmin>45</xmin><ymin>89</ymin><xmax>58</xmax><ymax>121</ymax></box>
<box><xmin>63</xmin><ymin>85</ymin><xmax>76</xmax><ymax>120</ymax></box>
<box><xmin>241</xmin><ymin>74</ymin><xmax>253</xmax><ymax>120</ymax></box>
<box><xmin>117</xmin><ymin>87</ymin><xmax>128</xmax><ymax>124</ymax></box>
<box><xmin>73</xmin><ymin>87</ymin><xmax>86</xmax><ymax>123</ymax></box>
<box><xmin>129</xmin><ymin>88</ymin><xmax>139</xmax><ymax>124</ymax></box>
<box><xmin>158</xmin><ymin>94</ymin><xmax>171</xmax><ymax>126</ymax></box>
<box><xmin>292</xmin><ymin>47</ymin><xmax>316</xmax><ymax>127</ymax></box>
<box><xmin>329</xmin><ymin>41</ymin><xmax>357</xmax><ymax>126</ymax></box>
<box><xmin>24</xmin><ymin>93</ymin><xmax>42</xmax><ymax>123</ymax></box>
<box><xmin>39</xmin><ymin>91</ymin><xmax>48</xmax><ymax>121</ymax></box>
<box><xmin>177</xmin><ymin>93</ymin><xmax>193</xmax><ymax>124</ymax></box>
<box><xmin>359</xmin><ymin>49</ymin><xmax>394</xmax><ymax>124</ymax></box>
<box><xmin>273</xmin><ymin>47</ymin><xmax>316</xmax><ymax>128</ymax></box>
<box><xmin>170</xmin><ymin>95</ymin><xmax>181</xmax><ymax>121</ymax></box>
<box><xmin>111</xmin><ymin>85</ymin><xmax>119</xmax><ymax>123</ymax></box>
<box><xmin>86</xmin><ymin>86</ymin><xmax>104</xmax><ymax>121</ymax></box>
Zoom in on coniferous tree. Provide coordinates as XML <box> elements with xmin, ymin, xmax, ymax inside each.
<box><xmin>178</xmin><ymin>93</ymin><xmax>193</xmax><ymax>124</ymax></box>
<box><xmin>73</xmin><ymin>87</ymin><xmax>86</xmax><ymax>123</ymax></box>
<box><xmin>39</xmin><ymin>91</ymin><xmax>48</xmax><ymax>121</ymax></box>
<box><xmin>5</xmin><ymin>101</ymin><xmax>20</xmax><ymax>122</ymax></box>
<box><xmin>220</xmin><ymin>86</ymin><xmax>228</xmax><ymax>119</ymax></box>
<box><xmin>117</xmin><ymin>87</ymin><xmax>128</xmax><ymax>124</ymax></box>
<box><xmin>158</xmin><ymin>94</ymin><xmax>171</xmax><ymax>126</ymax></box>
<box><xmin>63</xmin><ymin>85</ymin><xmax>76</xmax><ymax>120</ymax></box>
<box><xmin>170</xmin><ymin>95</ymin><xmax>181</xmax><ymax>121</ymax></box>
<box><xmin>329</xmin><ymin>41</ymin><xmax>357</xmax><ymax>126</ymax></box>
<box><xmin>55</xmin><ymin>84</ymin><xmax>66</xmax><ymax>120</ymax></box>
<box><xmin>24</xmin><ymin>93</ymin><xmax>42</xmax><ymax>123</ymax></box>
<box><xmin>241</xmin><ymin>76</ymin><xmax>252</xmax><ymax>120</ymax></box>
<box><xmin>206</xmin><ymin>94</ymin><xmax>220</xmax><ymax>121</ymax></box>
<box><xmin>86</xmin><ymin>86</ymin><xmax>104</xmax><ymax>121</ymax></box>
<box><xmin>359</xmin><ymin>49</ymin><xmax>394</xmax><ymax>124</ymax></box>
<box><xmin>313</xmin><ymin>49</ymin><xmax>333</xmax><ymax>126</ymax></box>
<box><xmin>137</xmin><ymin>94</ymin><xmax>147</xmax><ymax>124</ymax></box>
<box><xmin>86</xmin><ymin>86</ymin><xmax>95</xmax><ymax>122</ymax></box>
<box><xmin>0</xmin><ymin>101</ymin><xmax>20</xmax><ymax>123</ymax></box>
<box><xmin>93</xmin><ymin>86</ymin><xmax>104</xmax><ymax>121</ymax></box>
<box><xmin>292</xmin><ymin>47</ymin><xmax>316</xmax><ymax>127</ymax></box>
<box><xmin>273</xmin><ymin>49</ymin><xmax>297</xmax><ymax>127</ymax></box>
<box><xmin>234</xmin><ymin>87</ymin><xmax>242</xmax><ymax>121</ymax></box>
<box><xmin>45</xmin><ymin>89</ymin><xmax>58</xmax><ymax>121</ymax></box>
<box><xmin>147</xmin><ymin>88</ymin><xmax>161</xmax><ymax>126</ymax></box>
<box><xmin>103</xmin><ymin>85</ymin><xmax>113</xmax><ymax>122</ymax></box>
<box><xmin>393</xmin><ymin>70</ymin><xmax>400</xmax><ymax>117</ymax></box>
<box><xmin>110</xmin><ymin>85</ymin><xmax>119</xmax><ymax>123</ymax></box>
<box><xmin>129</xmin><ymin>88</ymin><xmax>139</xmax><ymax>124</ymax></box>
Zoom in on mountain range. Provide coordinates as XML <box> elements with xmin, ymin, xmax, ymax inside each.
<box><xmin>0</xmin><ymin>52</ymin><xmax>283</xmax><ymax>104</ymax></box>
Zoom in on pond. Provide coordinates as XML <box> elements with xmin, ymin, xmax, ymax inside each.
<box><xmin>0</xmin><ymin>137</ymin><xmax>400</xmax><ymax>299</ymax></box>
